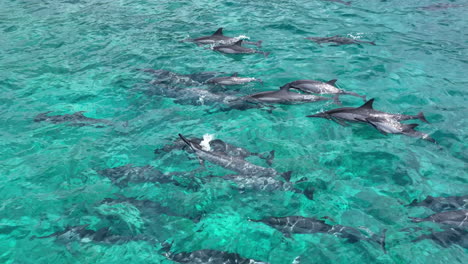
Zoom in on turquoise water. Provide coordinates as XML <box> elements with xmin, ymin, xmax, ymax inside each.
<box><xmin>1</xmin><ymin>0</ymin><xmax>467</xmax><ymax>263</ymax></box>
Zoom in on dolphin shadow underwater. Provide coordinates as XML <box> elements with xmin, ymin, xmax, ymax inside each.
<box><xmin>306</xmin><ymin>35</ymin><xmax>375</xmax><ymax>46</ymax></box>
<box><xmin>34</xmin><ymin>111</ymin><xmax>112</xmax><ymax>127</ymax></box>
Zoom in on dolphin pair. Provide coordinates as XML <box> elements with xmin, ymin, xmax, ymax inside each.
<box><xmin>250</xmin><ymin>216</ymin><xmax>387</xmax><ymax>253</ymax></box>
<box><xmin>34</xmin><ymin>111</ymin><xmax>111</xmax><ymax>127</ymax></box>
<box><xmin>306</xmin><ymin>36</ymin><xmax>375</xmax><ymax>46</ymax></box>
<box><xmin>184</xmin><ymin>27</ymin><xmax>263</xmax><ymax>47</ymax></box>
<box><xmin>282</xmin><ymin>79</ymin><xmax>366</xmax><ymax>101</ymax></box>
<box><xmin>307</xmin><ymin>99</ymin><xmax>434</xmax><ymax>142</ymax></box>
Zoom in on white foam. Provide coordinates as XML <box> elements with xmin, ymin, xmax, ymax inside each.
<box><xmin>236</xmin><ymin>35</ymin><xmax>250</xmax><ymax>40</ymax></box>
<box><xmin>200</xmin><ymin>134</ymin><xmax>215</xmax><ymax>151</ymax></box>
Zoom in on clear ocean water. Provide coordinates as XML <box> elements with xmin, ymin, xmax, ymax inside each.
<box><xmin>1</xmin><ymin>0</ymin><xmax>467</xmax><ymax>263</ymax></box>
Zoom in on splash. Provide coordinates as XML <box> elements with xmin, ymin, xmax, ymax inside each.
<box><xmin>200</xmin><ymin>133</ymin><xmax>215</xmax><ymax>151</ymax></box>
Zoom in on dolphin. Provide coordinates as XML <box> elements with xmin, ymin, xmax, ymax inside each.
<box><xmin>239</xmin><ymin>85</ymin><xmax>340</xmax><ymax>105</ymax></box>
<box><xmin>408</xmin><ymin>195</ymin><xmax>468</xmax><ymax>212</ymax></box>
<box><xmin>101</xmin><ymin>195</ymin><xmax>203</xmax><ymax>223</ymax></box>
<box><xmin>178</xmin><ymin>134</ymin><xmax>289</xmax><ymax>178</ymax></box>
<box><xmin>419</xmin><ymin>3</ymin><xmax>468</xmax><ymax>11</ymax></box>
<box><xmin>212</xmin><ymin>40</ymin><xmax>270</xmax><ymax>57</ymax></box>
<box><xmin>34</xmin><ymin>111</ymin><xmax>111</xmax><ymax>127</ymax></box>
<box><xmin>250</xmin><ymin>216</ymin><xmax>386</xmax><ymax>252</ymax></box>
<box><xmin>323</xmin><ymin>0</ymin><xmax>351</xmax><ymax>5</ymax></box>
<box><xmin>284</xmin><ymin>79</ymin><xmax>366</xmax><ymax>101</ymax></box>
<box><xmin>154</xmin><ymin>136</ymin><xmax>275</xmax><ymax>166</ymax></box>
<box><xmin>306</xmin><ymin>36</ymin><xmax>375</xmax><ymax>46</ymax></box>
<box><xmin>184</xmin><ymin>27</ymin><xmax>262</xmax><ymax>47</ymax></box>
<box><xmin>139</xmin><ymin>69</ymin><xmax>223</xmax><ymax>86</ymax></box>
<box><xmin>34</xmin><ymin>225</ymin><xmax>154</xmax><ymax>244</ymax></box>
<box><xmin>409</xmin><ymin>210</ymin><xmax>468</xmax><ymax>228</ymax></box>
<box><xmin>412</xmin><ymin>228</ymin><xmax>468</xmax><ymax>249</ymax></box>
<box><xmin>306</xmin><ymin>99</ymin><xmax>429</xmax><ymax>125</ymax></box>
<box><xmin>365</xmin><ymin>118</ymin><xmax>436</xmax><ymax>143</ymax></box>
<box><xmin>206</xmin><ymin>174</ymin><xmax>314</xmax><ymax>200</ymax></box>
<box><xmin>206</xmin><ymin>72</ymin><xmax>263</xmax><ymax>86</ymax></box>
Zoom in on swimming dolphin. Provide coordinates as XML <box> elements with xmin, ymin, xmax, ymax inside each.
<box><xmin>34</xmin><ymin>225</ymin><xmax>154</xmax><ymax>244</ymax></box>
<box><xmin>139</xmin><ymin>69</ymin><xmax>223</xmax><ymax>86</ymax></box>
<box><xmin>306</xmin><ymin>36</ymin><xmax>375</xmax><ymax>46</ymax></box>
<box><xmin>206</xmin><ymin>174</ymin><xmax>314</xmax><ymax>200</ymax></box>
<box><xmin>154</xmin><ymin>136</ymin><xmax>275</xmax><ymax>166</ymax></box>
<box><xmin>419</xmin><ymin>3</ymin><xmax>468</xmax><ymax>11</ymax></box>
<box><xmin>239</xmin><ymin>85</ymin><xmax>340</xmax><ymax>105</ymax></box>
<box><xmin>212</xmin><ymin>40</ymin><xmax>270</xmax><ymax>57</ymax></box>
<box><xmin>206</xmin><ymin>72</ymin><xmax>263</xmax><ymax>86</ymax></box>
<box><xmin>323</xmin><ymin>0</ymin><xmax>351</xmax><ymax>5</ymax></box>
<box><xmin>178</xmin><ymin>134</ymin><xmax>289</xmax><ymax>178</ymax></box>
<box><xmin>283</xmin><ymin>79</ymin><xmax>366</xmax><ymax>101</ymax></box>
<box><xmin>408</xmin><ymin>195</ymin><xmax>468</xmax><ymax>212</ymax></box>
<box><xmin>34</xmin><ymin>111</ymin><xmax>111</xmax><ymax>127</ymax></box>
<box><xmin>184</xmin><ymin>27</ymin><xmax>262</xmax><ymax>47</ymax></box>
<box><xmin>412</xmin><ymin>228</ymin><xmax>468</xmax><ymax>249</ymax></box>
<box><xmin>250</xmin><ymin>216</ymin><xmax>386</xmax><ymax>252</ymax></box>
<box><xmin>410</xmin><ymin>210</ymin><xmax>468</xmax><ymax>228</ymax></box>
<box><xmin>306</xmin><ymin>99</ymin><xmax>429</xmax><ymax>125</ymax></box>
<box><xmin>365</xmin><ymin>118</ymin><xmax>436</xmax><ymax>143</ymax></box>
<box><xmin>101</xmin><ymin>194</ymin><xmax>203</xmax><ymax>222</ymax></box>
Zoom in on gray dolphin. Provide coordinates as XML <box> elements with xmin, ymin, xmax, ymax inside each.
<box><xmin>139</xmin><ymin>69</ymin><xmax>223</xmax><ymax>86</ymax></box>
<box><xmin>154</xmin><ymin>136</ymin><xmax>275</xmax><ymax>166</ymax></box>
<box><xmin>306</xmin><ymin>36</ymin><xmax>375</xmax><ymax>46</ymax></box>
<box><xmin>184</xmin><ymin>27</ymin><xmax>262</xmax><ymax>47</ymax></box>
<box><xmin>178</xmin><ymin>134</ymin><xmax>289</xmax><ymax>178</ymax></box>
<box><xmin>323</xmin><ymin>0</ymin><xmax>351</xmax><ymax>5</ymax></box>
<box><xmin>306</xmin><ymin>99</ymin><xmax>429</xmax><ymax>125</ymax></box>
<box><xmin>34</xmin><ymin>111</ymin><xmax>111</xmax><ymax>127</ymax></box>
<box><xmin>206</xmin><ymin>174</ymin><xmax>314</xmax><ymax>200</ymax></box>
<box><xmin>239</xmin><ymin>85</ymin><xmax>340</xmax><ymax>105</ymax></box>
<box><xmin>365</xmin><ymin>118</ymin><xmax>435</xmax><ymax>143</ymax></box>
<box><xmin>412</xmin><ymin>228</ymin><xmax>468</xmax><ymax>249</ymax></box>
<box><xmin>419</xmin><ymin>3</ymin><xmax>468</xmax><ymax>11</ymax></box>
<box><xmin>212</xmin><ymin>39</ymin><xmax>270</xmax><ymax>57</ymax></box>
<box><xmin>206</xmin><ymin>72</ymin><xmax>263</xmax><ymax>86</ymax></box>
<box><xmin>284</xmin><ymin>79</ymin><xmax>366</xmax><ymax>101</ymax></box>
<box><xmin>250</xmin><ymin>216</ymin><xmax>386</xmax><ymax>252</ymax></box>
<box><xmin>408</xmin><ymin>195</ymin><xmax>468</xmax><ymax>212</ymax></box>
<box><xmin>34</xmin><ymin>225</ymin><xmax>154</xmax><ymax>244</ymax></box>
<box><xmin>410</xmin><ymin>210</ymin><xmax>468</xmax><ymax>228</ymax></box>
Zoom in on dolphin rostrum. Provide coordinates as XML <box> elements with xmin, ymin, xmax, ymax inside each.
<box><xmin>306</xmin><ymin>36</ymin><xmax>375</xmax><ymax>46</ymax></box>
<box><xmin>206</xmin><ymin>72</ymin><xmax>263</xmax><ymax>86</ymax></box>
<box><xmin>409</xmin><ymin>210</ymin><xmax>468</xmax><ymax>228</ymax></box>
<box><xmin>283</xmin><ymin>79</ymin><xmax>366</xmax><ymax>101</ymax></box>
<box><xmin>212</xmin><ymin>39</ymin><xmax>270</xmax><ymax>57</ymax></box>
<box><xmin>408</xmin><ymin>195</ymin><xmax>468</xmax><ymax>212</ymax></box>
<box><xmin>184</xmin><ymin>27</ymin><xmax>262</xmax><ymax>47</ymax></box>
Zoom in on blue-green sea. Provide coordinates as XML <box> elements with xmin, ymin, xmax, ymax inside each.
<box><xmin>1</xmin><ymin>0</ymin><xmax>467</xmax><ymax>263</ymax></box>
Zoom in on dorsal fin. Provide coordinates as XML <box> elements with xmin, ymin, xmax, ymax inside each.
<box><xmin>282</xmin><ymin>171</ymin><xmax>292</xmax><ymax>182</ymax></box>
<box><xmin>231</xmin><ymin>72</ymin><xmax>238</xmax><ymax>77</ymax></box>
<box><xmin>73</xmin><ymin>111</ymin><xmax>86</xmax><ymax>117</ymax></box>
<box><xmin>233</xmin><ymin>39</ymin><xmax>243</xmax><ymax>46</ymax></box>
<box><xmin>358</xmin><ymin>98</ymin><xmax>374</xmax><ymax>109</ymax></box>
<box><xmin>326</xmin><ymin>79</ymin><xmax>338</xmax><ymax>86</ymax></box>
<box><xmin>280</xmin><ymin>84</ymin><xmax>291</xmax><ymax>90</ymax></box>
<box><xmin>212</xmin><ymin>28</ymin><xmax>223</xmax><ymax>36</ymax></box>
<box><xmin>178</xmin><ymin>134</ymin><xmax>201</xmax><ymax>151</ymax></box>
<box><xmin>402</xmin><ymin>123</ymin><xmax>419</xmax><ymax>132</ymax></box>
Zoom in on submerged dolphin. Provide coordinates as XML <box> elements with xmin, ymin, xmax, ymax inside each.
<box><xmin>239</xmin><ymin>85</ymin><xmax>340</xmax><ymax>105</ymax></box>
<box><xmin>306</xmin><ymin>36</ymin><xmax>375</xmax><ymax>46</ymax></box>
<box><xmin>206</xmin><ymin>72</ymin><xmax>263</xmax><ymax>86</ymax></box>
<box><xmin>154</xmin><ymin>136</ymin><xmax>275</xmax><ymax>165</ymax></box>
<box><xmin>410</xmin><ymin>210</ymin><xmax>468</xmax><ymax>228</ymax></box>
<box><xmin>139</xmin><ymin>69</ymin><xmax>223</xmax><ymax>86</ymax></box>
<box><xmin>419</xmin><ymin>3</ymin><xmax>468</xmax><ymax>11</ymax></box>
<box><xmin>178</xmin><ymin>134</ymin><xmax>289</xmax><ymax>178</ymax></box>
<box><xmin>284</xmin><ymin>79</ymin><xmax>366</xmax><ymax>101</ymax></box>
<box><xmin>408</xmin><ymin>195</ymin><xmax>468</xmax><ymax>212</ymax></box>
<box><xmin>250</xmin><ymin>216</ymin><xmax>386</xmax><ymax>252</ymax></box>
<box><xmin>34</xmin><ymin>225</ymin><xmax>153</xmax><ymax>244</ymax></box>
<box><xmin>184</xmin><ymin>27</ymin><xmax>262</xmax><ymax>47</ymax></box>
<box><xmin>206</xmin><ymin>174</ymin><xmax>314</xmax><ymax>200</ymax></box>
<box><xmin>306</xmin><ymin>99</ymin><xmax>428</xmax><ymax>125</ymax></box>
<box><xmin>365</xmin><ymin>118</ymin><xmax>435</xmax><ymax>143</ymax></box>
<box><xmin>412</xmin><ymin>228</ymin><xmax>468</xmax><ymax>249</ymax></box>
<box><xmin>212</xmin><ymin>40</ymin><xmax>270</xmax><ymax>57</ymax></box>
<box><xmin>34</xmin><ymin>111</ymin><xmax>110</xmax><ymax>127</ymax></box>
<box><xmin>323</xmin><ymin>0</ymin><xmax>351</xmax><ymax>5</ymax></box>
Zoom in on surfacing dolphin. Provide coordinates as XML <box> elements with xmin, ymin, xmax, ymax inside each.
<box><xmin>365</xmin><ymin>118</ymin><xmax>435</xmax><ymax>143</ymax></box>
<box><xmin>238</xmin><ymin>85</ymin><xmax>340</xmax><ymax>105</ymax></box>
<box><xmin>306</xmin><ymin>36</ymin><xmax>375</xmax><ymax>46</ymax></box>
<box><xmin>408</xmin><ymin>195</ymin><xmax>468</xmax><ymax>212</ymax></box>
<box><xmin>250</xmin><ymin>216</ymin><xmax>386</xmax><ymax>253</ymax></box>
<box><xmin>212</xmin><ymin>39</ymin><xmax>270</xmax><ymax>57</ymax></box>
<box><xmin>283</xmin><ymin>79</ymin><xmax>366</xmax><ymax>101</ymax></box>
<box><xmin>34</xmin><ymin>111</ymin><xmax>111</xmax><ymax>127</ymax></box>
<box><xmin>178</xmin><ymin>134</ymin><xmax>290</xmax><ymax>178</ymax></box>
<box><xmin>184</xmin><ymin>27</ymin><xmax>262</xmax><ymax>47</ymax></box>
<box><xmin>409</xmin><ymin>210</ymin><xmax>468</xmax><ymax>228</ymax></box>
<box><xmin>412</xmin><ymin>228</ymin><xmax>468</xmax><ymax>249</ymax></box>
<box><xmin>154</xmin><ymin>136</ymin><xmax>275</xmax><ymax>166</ymax></box>
<box><xmin>306</xmin><ymin>98</ymin><xmax>428</xmax><ymax>125</ymax></box>
<box><xmin>206</xmin><ymin>72</ymin><xmax>263</xmax><ymax>86</ymax></box>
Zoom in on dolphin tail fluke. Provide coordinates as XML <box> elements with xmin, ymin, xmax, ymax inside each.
<box><xmin>343</xmin><ymin>91</ymin><xmax>367</xmax><ymax>102</ymax></box>
<box><xmin>369</xmin><ymin>41</ymin><xmax>376</xmax><ymax>45</ymax></box>
<box><xmin>303</xmin><ymin>185</ymin><xmax>315</xmax><ymax>200</ymax></box>
<box><xmin>332</xmin><ymin>95</ymin><xmax>342</xmax><ymax>106</ymax></box>
<box><xmin>292</xmin><ymin>256</ymin><xmax>301</xmax><ymax>264</ymax></box>
<box><xmin>282</xmin><ymin>171</ymin><xmax>293</xmax><ymax>182</ymax></box>
<box><xmin>263</xmin><ymin>51</ymin><xmax>271</xmax><ymax>58</ymax></box>
<box><xmin>255</xmin><ymin>40</ymin><xmax>263</xmax><ymax>48</ymax></box>
<box><xmin>257</xmin><ymin>78</ymin><xmax>264</xmax><ymax>85</ymax></box>
<box><xmin>417</xmin><ymin>112</ymin><xmax>429</xmax><ymax>123</ymax></box>
<box><xmin>372</xmin><ymin>229</ymin><xmax>387</xmax><ymax>254</ymax></box>
<box><xmin>408</xmin><ymin>217</ymin><xmax>424</xmax><ymax>223</ymax></box>
<box><xmin>266</xmin><ymin>150</ymin><xmax>275</xmax><ymax>166</ymax></box>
